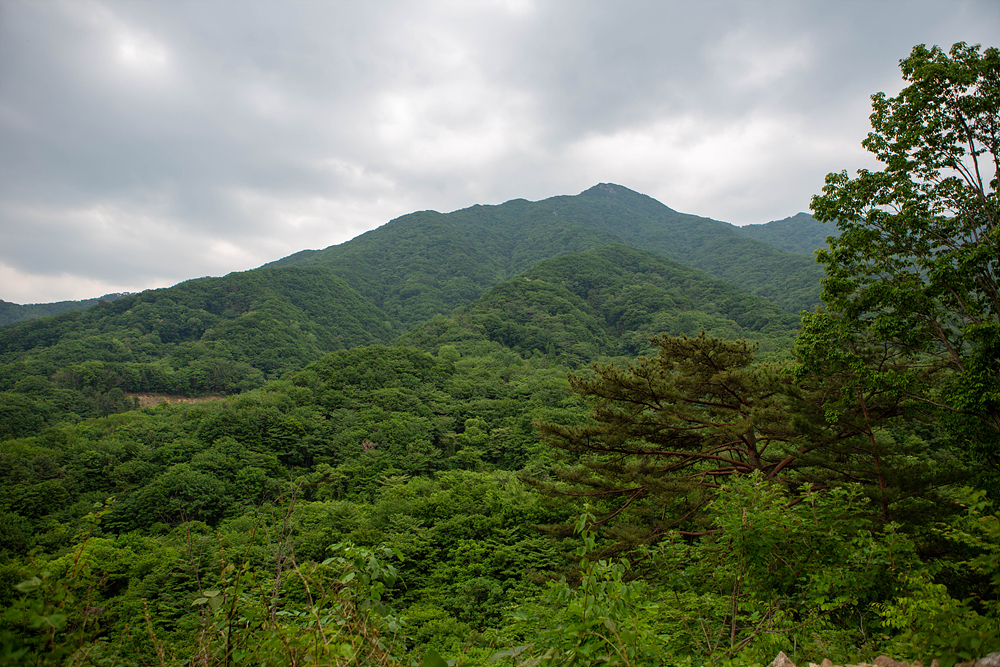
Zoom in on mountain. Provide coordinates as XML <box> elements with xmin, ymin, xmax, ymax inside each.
<box><xmin>0</xmin><ymin>267</ymin><xmax>396</xmax><ymax>438</ymax></box>
<box><xmin>1</xmin><ymin>184</ymin><xmax>825</xmax><ymax>438</ymax></box>
<box><xmin>735</xmin><ymin>212</ymin><xmax>838</xmax><ymax>255</ymax></box>
<box><xmin>265</xmin><ymin>198</ymin><xmax>621</xmax><ymax>330</ymax></box>
<box><xmin>1</xmin><ymin>170</ymin><xmax>988</xmax><ymax>667</ymax></box>
<box><xmin>267</xmin><ymin>183</ymin><xmax>825</xmax><ymax>320</ymax></box>
<box><xmin>399</xmin><ymin>244</ymin><xmax>799</xmax><ymax>366</ymax></box>
<box><xmin>0</xmin><ymin>292</ymin><xmax>133</xmax><ymax>327</ymax></box>
<box><xmin>5</xmin><ymin>185</ymin><xmax>826</xmax><ymax>329</ymax></box>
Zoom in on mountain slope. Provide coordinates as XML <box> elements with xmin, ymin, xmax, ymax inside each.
<box><xmin>735</xmin><ymin>212</ymin><xmax>838</xmax><ymax>255</ymax></box>
<box><xmin>399</xmin><ymin>244</ymin><xmax>799</xmax><ymax>366</ymax></box>
<box><xmin>0</xmin><ymin>293</ymin><xmax>132</xmax><ymax>327</ymax></box>
<box><xmin>0</xmin><ymin>184</ymin><xmax>822</xmax><ymax>440</ymax></box>
<box><xmin>554</xmin><ymin>185</ymin><xmax>824</xmax><ymax>312</ymax></box>
<box><xmin>0</xmin><ymin>268</ymin><xmax>390</xmax><ymax>370</ymax></box>
<box><xmin>269</xmin><ymin>183</ymin><xmax>824</xmax><ymax>322</ymax></box>
<box><xmin>266</xmin><ymin>203</ymin><xmax>623</xmax><ymax>329</ymax></box>
<box><xmin>0</xmin><ymin>267</ymin><xmax>393</xmax><ymax>437</ymax></box>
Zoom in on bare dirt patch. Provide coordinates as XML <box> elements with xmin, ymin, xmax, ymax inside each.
<box><xmin>126</xmin><ymin>393</ymin><xmax>226</xmax><ymax>409</ymax></box>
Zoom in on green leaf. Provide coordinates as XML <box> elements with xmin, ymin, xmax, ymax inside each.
<box><xmin>487</xmin><ymin>645</ymin><xmax>534</xmax><ymax>664</ymax></box>
<box><xmin>422</xmin><ymin>647</ymin><xmax>449</xmax><ymax>667</ymax></box>
<box><xmin>14</xmin><ymin>577</ymin><xmax>41</xmax><ymax>593</ymax></box>
<box><xmin>42</xmin><ymin>613</ymin><xmax>67</xmax><ymax>630</ymax></box>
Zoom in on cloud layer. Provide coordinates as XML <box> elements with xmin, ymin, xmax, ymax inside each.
<box><xmin>2</xmin><ymin>0</ymin><xmax>997</xmax><ymax>303</ymax></box>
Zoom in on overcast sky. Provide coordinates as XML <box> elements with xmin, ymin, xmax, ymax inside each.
<box><xmin>1</xmin><ymin>0</ymin><xmax>997</xmax><ymax>304</ymax></box>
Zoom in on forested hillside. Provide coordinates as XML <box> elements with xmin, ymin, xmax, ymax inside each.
<box><xmin>399</xmin><ymin>245</ymin><xmax>798</xmax><ymax>365</ymax></box>
<box><xmin>735</xmin><ymin>212</ymin><xmax>838</xmax><ymax>255</ymax></box>
<box><xmin>268</xmin><ymin>183</ymin><xmax>826</xmax><ymax>318</ymax></box>
<box><xmin>2</xmin><ymin>332</ymin><xmax>996</xmax><ymax>665</ymax></box>
<box><xmin>0</xmin><ymin>268</ymin><xmax>393</xmax><ymax>439</ymax></box>
<box><xmin>3</xmin><ymin>42</ymin><xmax>1000</xmax><ymax>667</ymax></box>
<box><xmin>0</xmin><ymin>293</ymin><xmax>133</xmax><ymax>327</ymax></box>
<box><xmin>0</xmin><ymin>242</ymin><xmax>797</xmax><ymax>440</ymax></box>
<box><xmin>7</xmin><ymin>185</ymin><xmax>824</xmax><ymax>332</ymax></box>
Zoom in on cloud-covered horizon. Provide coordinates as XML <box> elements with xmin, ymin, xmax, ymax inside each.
<box><xmin>2</xmin><ymin>0</ymin><xmax>997</xmax><ymax>304</ymax></box>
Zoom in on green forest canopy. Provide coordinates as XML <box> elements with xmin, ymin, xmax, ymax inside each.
<box><xmin>2</xmin><ymin>41</ymin><xmax>999</xmax><ymax>667</ymax></box>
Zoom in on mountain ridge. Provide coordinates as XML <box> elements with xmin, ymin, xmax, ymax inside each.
<box><xmin>0</xmin><ymin>183</ymin><xmax>826</xmax><ymax>440</ymax></box>
<box><xmin>264</xmin><ymin>183</ymin><xmax>828</xmax><ymax>322</ymax></box>
<box><xmin>0</xmin><ymin>292</ymin><xmax>134</xmax><ymax>327</ymax></box>
<box><xmin>3</xmin><ymin>184</ymin><xmax>833</xmax><ymax>326</ymax></box>
<box><xmin>735</xmin><ymin>211</ymin><xmax>838</xmax><ymax>254</ymax></box>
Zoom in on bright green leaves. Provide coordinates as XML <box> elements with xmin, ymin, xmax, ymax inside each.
<box><xmin>809</xmin><ymin>42</ymin><xmax>1000</xmax><ymax>469</ymax></box>
<box><xmin>191</xmin><ymin>588</ymin><xmax>222</xmax><ymax>611</ymax></box>
<box><xmin>495</xmin><ymin>476</ymin><xmax>913</xmax><ymax>666</ymax></box>
<box><xmin>878</xmin><ymin>489</ymin><xmax>1000</xmax><ymax>666</ymax></box>
<box><xmin>422</xmin><ymin>647</ymin><xmax>450</xmax><ymax>667</ymax></box>
<box><xmin>177</xmin><ymin>540</ymin><xmax>408</xmax><ymax>666</ymax></box>
<box><xmin>497</xmin><ymin>511</ymin><xmax>662</xmax><ymax>667</ymax></box>
<box><xmin>13</xmin><ymin>576</ymin><xmax>43</xmax><ymax>594</ymax></box>
<box><xmin>322</xmin><ymin>541</ymin><xmax>404</xmax><ymax>621</ymax></box>
<box><xmin>647</xmin><ymin>475</ymin><xmax>907</xmax><ymax>662</ymax></box>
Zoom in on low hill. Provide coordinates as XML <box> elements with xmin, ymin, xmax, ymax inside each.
<box><xmin>0</xmin><ymin>267</ymin><xmax>392</xmax><ymax>438</ymax></box>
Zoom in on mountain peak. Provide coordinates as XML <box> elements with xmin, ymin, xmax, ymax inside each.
<box><xmin>580</xmin><ymin>183</ymin><xmax>634</xmax><ymax>198</ymax></box>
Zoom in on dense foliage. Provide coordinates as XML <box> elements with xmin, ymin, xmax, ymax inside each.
<box><xmin>0</xmin><ymin>344</ymin><xmax>587</xmax><ymax>664</ymax></box>
<box><xmin>0</xmin><ymin>294</ymin><xmax>133</xmax><ymax>328</ymax></box>
<box><xmin>734</xmin><ymin>213</ymin><xmax>838</xmax><ymax>255</ymax></box>
<box><xmin>399</xmin><ymin>245</ymin><xmax>798</xmax><ymax>367</ymax></box>
<box><xmin>0</xmin><ymin>246</ymin><xmax>796</xmax><ymax>443</ymax></box>
<box><xmin>2</xmin><ymin>42</ymin><xmax>999</xmax><ymax>667</ymax></box>
<box><xmin>0</xmin><ymin>268</ymin><xmax>394</xmax><ymax>438</ymax></box>
<box><xmin>269</xmin><ymin>183</ymin><xmax>825</xmax><ymax>317</ymax></box>
<box><xmin>810</xmin><ymin>41</ymin><xmax>1000</xmax><ymax>469</ymax></box>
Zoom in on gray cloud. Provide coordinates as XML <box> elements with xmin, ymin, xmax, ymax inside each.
<box><xmin>1</xmin><ymin>0</ymin><xmax>997</xmax><ymax>303</ymax></box>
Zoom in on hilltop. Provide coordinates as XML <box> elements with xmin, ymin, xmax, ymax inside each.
<box><xmin>267</xmin><ymin>183</ymin><xmax>830</xmax><ymax>321</ymax></box>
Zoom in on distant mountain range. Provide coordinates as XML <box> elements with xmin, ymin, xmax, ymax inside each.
<box><xmin>5</xmin><ymin>185</ymin><xmax>836</xmax><ymax>326</ymax></box>
<box><xmin>0</xmin><ymin>183</ymin><xmax>837</xmax><ymax>434</ymax></box>
<box><xmin>266</xmin><ymin>183</ymin><xmax>833</xmax><ymax>321</ymax></box>
<box><xmin>0</xmin><ymin>292</ymin><xmax>134</xmax><ymax>327</ymax></box>
<box><xmin>735</xmin><ymin>212</ymin><xmax>835</xmax><ymax>255</ymax></box>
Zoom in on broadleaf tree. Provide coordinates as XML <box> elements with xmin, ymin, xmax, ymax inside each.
<box><xmin>809</xmin><ymin>42</ymin><xmax>1000</xmax><ymax>465</ymax></box>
